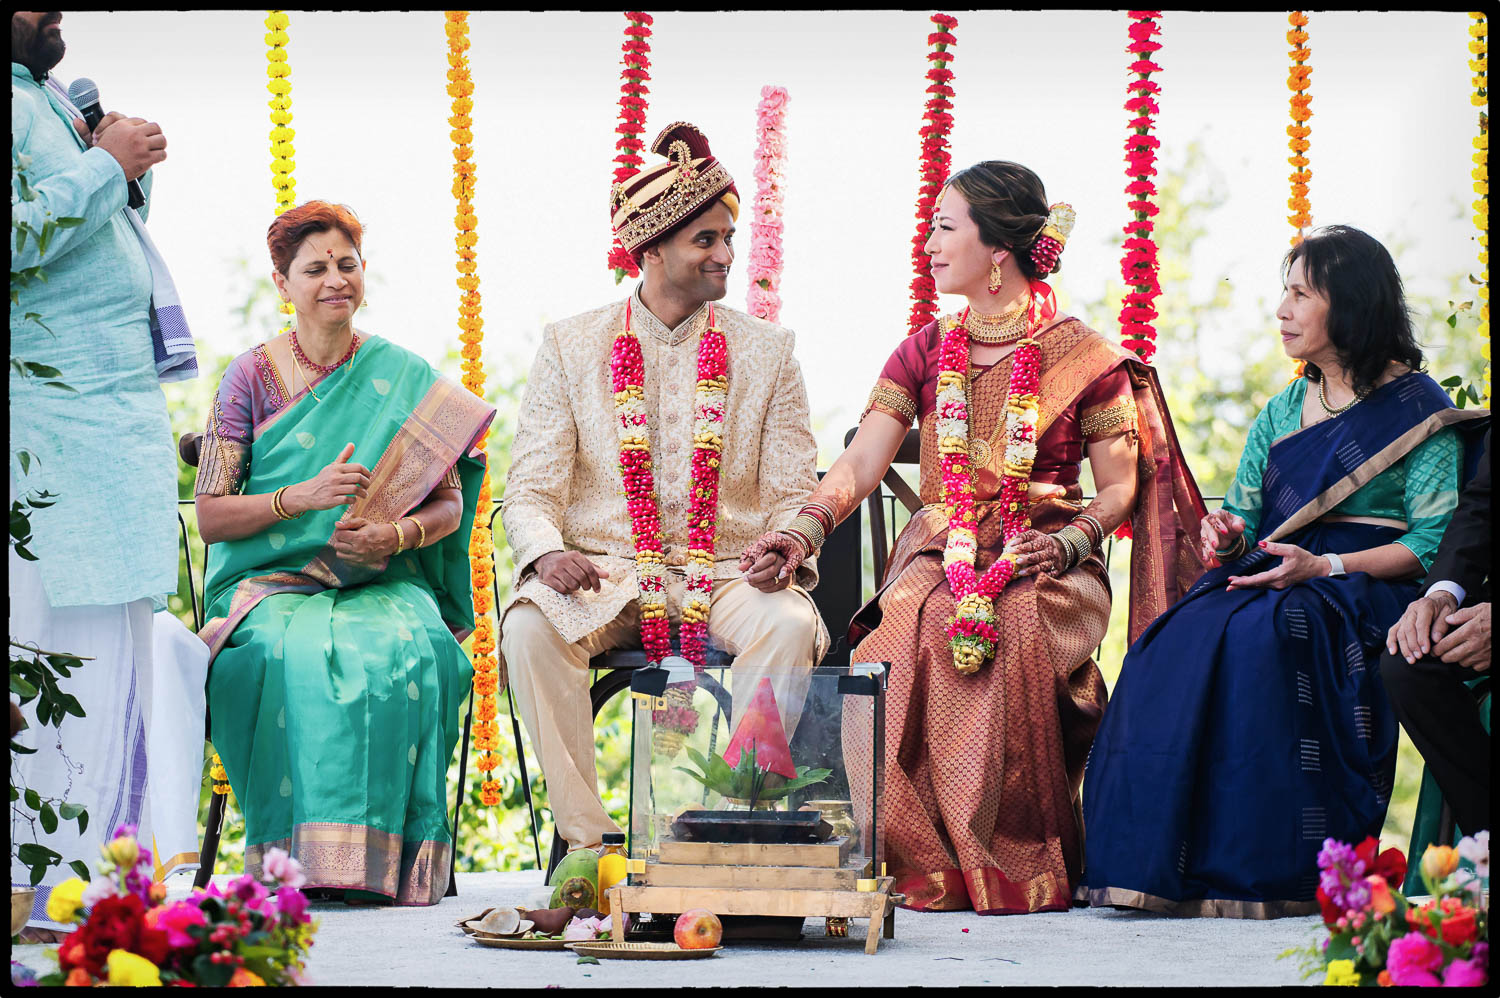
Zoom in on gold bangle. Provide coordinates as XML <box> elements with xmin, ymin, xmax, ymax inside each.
<box><xmin>272</xmin><ymin>485</ymin><xmax>295</xmax><ymax>521</ymax></box>
<box><xmin>1215</xmin><ymin>534</ymin><xmax>1248</xmax><ymax>560</ymax></box>
<box><xmin>1056</xmin><ymin>524</ymin><xmax>1093</xmax><ymax>570</ymax></box>
<box><xmin>392</xmin><ymin>521</ymin><xmax>406</xmax><ymax>555</ymax></box>
<box><xmin>406</xmin><ymin>515</ymin><xmax>427</xmax><ymax>550</ymax></box>
<box><xmin>786</xmin><ymin>514</ymin><xmax>826</xmax><ymax>555</ymax></box>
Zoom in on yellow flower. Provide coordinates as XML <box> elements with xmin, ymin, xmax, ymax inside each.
<box><xmin>45</xmin><ymin>877</ymin><xmax>87</xmax><ymax>923</ymax></box>
<box><xmin>1322</xmin><ymin>959</ymin><xmax>1360</xmax><ymax>987</ymax></box>
<box><xmin>1421</xmin><ymin>843</ymin><xmax>1460</xmax><ymax>881</ymax></box>
<box><xmin>104</xmin><ymin>835</ymin><xmax>140</xmax><ymax>869</ymax></box>
<box><xmin>106</xmin><ymin>949</ymin><xmax>162</xmax><ymax>987</ymax></box>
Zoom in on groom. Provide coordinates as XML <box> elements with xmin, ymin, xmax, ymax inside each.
<box><xmin>499</xmin><ymin>121</ymin><xmax>827</xmax><ymax>853</ymax></box>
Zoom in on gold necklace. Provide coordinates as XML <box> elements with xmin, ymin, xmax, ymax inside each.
<box><xmin>966</xmin><ymin>297</ymin><xmax>1031</xmax><ymax>344</ymax></box>
<box><xmin>290</xmin><ymin>340</ymin><xmax>321</xmax><ymax>402</ymax></box>
<box><xmin>1316</xmin><ymin>374</ymin><xmax>1366</xmax><ymax>416</ymax></box>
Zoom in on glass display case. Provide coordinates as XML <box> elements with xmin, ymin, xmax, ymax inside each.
<box><xmin>626</xmin><ymin>660</ymin><xmax>886</xmax><ymax>881</ymax></box>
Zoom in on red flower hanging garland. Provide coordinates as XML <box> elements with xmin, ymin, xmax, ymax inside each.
<box><xmin>908</xmin><ymin>12</ymin><xmax>958</xmax><ymax>337</ymax></box>
<box><xmin>1120</xmin><ymin>10</ymin><xmax>1163</xmax><ymax>363</ymax></box>
<box><xmin>608</xmin><ymin>11</ymin><xmax>654</xmax><ymax>282</ymax></box>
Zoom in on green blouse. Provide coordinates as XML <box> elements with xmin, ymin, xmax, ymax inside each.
<box><xmin>1222</xmin><ymin>378</ymin><xmax>1460</xmax><ymax>571</ymax></box>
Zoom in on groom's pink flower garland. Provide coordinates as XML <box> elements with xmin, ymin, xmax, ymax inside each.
<box><xmin>746</xmin><ymin>85</ymin><xmax>789</xmax><ymax>323</ymax></box>
<box><xmin>610</xmin><ymin>300</ymin><xmax>728</xmax><ymax>668</ymax></box>
<box><xmin>608</xmin><ymin>11</ymin><xmax>654</xmax><ymax>283</ymax></box>
<box><xmin>1120</xmin><ymin>10</ymin><xmax>1163</xmax><ymax>363</ymax></box>
<box><xmin>940</xmin><ymin>283</ymin><xmax>1053</xmax><ymax>674</ymax></box>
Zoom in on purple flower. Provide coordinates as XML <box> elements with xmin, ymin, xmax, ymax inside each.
<box><xmin>11</xmin><ymin>960</ymin><xmax>39</xmax><ymax>987</ymax></box>
<box><xmin>1442</xmin><ymin>957</ymin><xmax>1488</xmax><ymax>988</ymax></box>
<box><xmin>1317</xmin><ymin>838</ymin><xmax>1368</xmax><ymax>910</ymax></box>
<box><xmin>226</xmin><ymin>873</ymin><xmax>269</xmax><ymax>908</ymax></box>
<box><xmin>112</xmin><ymin>823</ymin><xmax>139</xmax><ymax>841</ymax></box>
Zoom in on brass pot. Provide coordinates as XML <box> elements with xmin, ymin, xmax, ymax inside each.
<box><xmin>12</xmin><ymin>886</ymin><xmax>37</xmax><ymax>937</ymax></box>
<box><xmin>803</xmin><ymin>799</ymin><xmax>856</xmax><ymax>841</ymax></box>
<box><xmin>722</xmin><ymin>797</ymin><xmax>779</xmax><ymax>811</ymax></box>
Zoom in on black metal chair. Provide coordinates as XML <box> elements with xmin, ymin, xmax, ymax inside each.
<box><xmin>178</xmin><ymin>432</ymin><xmax>473</xmax><ymax>897</ymax></box>
<box><xmin>498</xmin><ymin>475</ymin><xmax>867</xmax><ymax>882</ymax></box>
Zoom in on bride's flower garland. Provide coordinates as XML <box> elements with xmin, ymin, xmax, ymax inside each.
<box><xmin>909</xmin><ymin>13</ymin><xmax>958</xmax><ymax>337</ymax></box>
<box><xmin>608</xmin><ymin>12</ymin><xmax>654</xmax><ymax>283</ymax></box>
<box><xmin>610</xmin><ymin>300</ymin><xmax>728</xmax><ymax>668</ymax></box>
<box><xmin>940</xmin><ymin>284</ymin><xmax>1051</xmax><ymax>674</ymax></box>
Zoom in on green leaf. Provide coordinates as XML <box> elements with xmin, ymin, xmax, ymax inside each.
<box><xmin>192</xmin><ymin>953</ymin><xmax>234</xmax><ymax>988</ymax></box>
<box><xmin>41</xmin><ymin>381</ymin><xmax>77</xmax><ymax>392</ymax></box>
<box><xmin>10</xmin><ymin>741</ymin><xmax>36</xmax><ymax>755</ymax></box>
<box><xmin>60</xmin><ymin>694</ymin><xmax>86</xmax><ymax>718</ymax></box>
<box><xmin>1440</xmin><ymin>375</ymin><xmax>1463</xmax><ymax>387</ymax></box>
<box><xmin>1447</xmin><ymin>313</ymin><xmax>1459</xmax><ymax>327</ymax></box>
<box><xmin>40</xmin><ymin>801</ymin><xmax>57</xmax><ymax>833</ymax></box>
<box><xmin>59</xmin><ymin>801</ymin><xmax>83</xmax><ymax>820</ymax></box>
<box><xmin>68</xmin><ymin>859</ymin><xmax>90</xmax><ymax>880</ymax></box>
<box><xmin>24</xmin><ymin>787</ymin><xmax>41</xmax><ymax>810</ymax></box>
<box><xmin>76</xmin><ymin>809</ymin><xmax>88</xmax><ymax>835</ymax></box>
<box><xmin>16</xmin><ymin>842</ymin><xmax>59</xmax><ymax>865</ymax></box>
<box><xmin>10</xmin><ymin>675</ymin><xmax>38</xmax><ymax>698</ymax></box>
<box><xmin>14</xmin><ymin>542</ymin><xmax>39</xmax><ymax>561</ymax></box>
<box><xmin>22</xmin><ymin>362</ymin><xmax>61</xmax><ymax>378</ymax></box>
<box><xmin>55</xmin><ymin>216</ymin><xmax>86</xmax><ymax>228</ymax></box>
<box><xmin>576</xmin><ymin>956</ymin><xmax>601</xmax><ymax>965</ymax></box>
<box><xmin>17</xmin><ymin>451</ymin><xmax>31</xmax><ymax>474</ymax></box>
<box><xmin>15</xmin><ymin>227</ymin><xmax>27</xmax><ymax>253</ymax></box>
<box><xmin>9</xmin><ymin>786</ymin><xmax>18</xmax><ymax>801</ymax></box>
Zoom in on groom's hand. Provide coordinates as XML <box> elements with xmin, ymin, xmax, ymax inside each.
<box><xmin>536</xmin><ymin>551</ymin><xmax>609</xmax><ymax>595</ymax></box>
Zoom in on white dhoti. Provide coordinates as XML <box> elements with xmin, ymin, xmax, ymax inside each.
<box><xmin>9</xmin><ymin>545</ymin><xmax>208</xmax><ymax>930</ymax></box>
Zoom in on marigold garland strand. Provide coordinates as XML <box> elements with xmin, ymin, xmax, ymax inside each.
<box><xmin>266</xmin><ymin>11</ymin><xmax>295</xmax><ymax>328</ymax></box>
<box><xmin>444</xmin><ymin>11</ymin><xmax>500</xmax><ymax>808</ymax></box>
<box><xmin>1120</xmin><ymin>11</ymin><xmax>1162</xmax><ymax>363</ymax></box>
<box><xmin>908</xmin><ymin>12</ymin><xmax>958</xmax><ymax>337</ymax></box>
<box><xmin>747</xmin><ymin>85</ymin><xmax>790</xmax><ymax>323</ymax></box>
<box><xmin>1287</xmin><ymin>12</ymin><xmax>1313</xmax><ymax>242</ymax></box>
<box><xmin>1471</xmin><ymin>12</ymin><xmax>1490</xmax><ymax>404</ymax></box>
<box><xmin>608</xmin><ymin>11</ymin><xmax>654</xmax><ymax>283</ymax></box>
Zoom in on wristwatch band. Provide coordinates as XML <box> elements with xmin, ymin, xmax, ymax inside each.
<box><xmin>1323</xmin><ymin>552</ymin><xmax>1347</xmax><ymax>577</ymax></box>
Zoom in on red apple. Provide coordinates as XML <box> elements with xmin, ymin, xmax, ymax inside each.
<box><xmin>673</xmin><ymin>908</ymin><xmax>723</xmax><ymax>949</ymax></box>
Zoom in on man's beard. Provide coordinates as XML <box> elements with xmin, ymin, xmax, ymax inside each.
<box><xmin>12</xmin><ymin>13</ymin><xmax>66</xmax><ymax>78</ymax></box>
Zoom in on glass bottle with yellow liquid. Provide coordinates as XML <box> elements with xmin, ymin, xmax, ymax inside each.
<box><xmin>597</xmin><ymin>832</ymin><xmax>628</xmax><ymax>899</ymax></box>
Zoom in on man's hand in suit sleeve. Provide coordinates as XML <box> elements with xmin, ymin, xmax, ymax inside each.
<box><xmin>1431</xmin><ymin>602</ymin><xmax>1491</xmax><ymax>672</ymax></box>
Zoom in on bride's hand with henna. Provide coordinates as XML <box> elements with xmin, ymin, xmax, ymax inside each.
<box><xmin>739</xmin><ymin>531</ymin><xmax>806</xmax><ymax>593</ymax></box>
<box><xmin>1009</xmin><ymin>529</ymin><xmax>1068</xmax><ymax>577</ymax></box>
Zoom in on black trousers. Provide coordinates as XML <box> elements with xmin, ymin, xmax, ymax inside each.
<box><xmin>1379</xmin><ymin>650</ymin><xmax>1491</xmax><ymax>836</ymax></box>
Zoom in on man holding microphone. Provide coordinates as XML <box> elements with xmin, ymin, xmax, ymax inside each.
<box><xmin>11</xmin><ymin>10</ymin><xmax>201</xmax><ymax>940</ymax></box>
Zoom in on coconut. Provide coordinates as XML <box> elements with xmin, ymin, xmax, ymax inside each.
<box><xmin>547</xmin><ymin>849</ymin><xmax>599</xmax><ymax>910</ymax></box>
<box><xmin>465</xmin><ymin>907</ymin><xmax>524</xmax><ymax>936</ymax></box>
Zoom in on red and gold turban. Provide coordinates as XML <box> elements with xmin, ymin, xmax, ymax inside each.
<box><xmin>610</xmin><ymin>121</ymin><xmax>739</xmax><ymax>263</ymax></box>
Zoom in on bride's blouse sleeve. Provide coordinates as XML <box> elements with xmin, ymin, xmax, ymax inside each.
<box><xmin>860</xmin><ymin>324</ymin><xmax>935</xmax><ymax>428</ymax></box>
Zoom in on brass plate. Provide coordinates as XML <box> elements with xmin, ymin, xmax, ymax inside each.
<box><xmin>565</xmin><ymin>942</ymin><xmax>721</xmax><ymax>960</ymax></box>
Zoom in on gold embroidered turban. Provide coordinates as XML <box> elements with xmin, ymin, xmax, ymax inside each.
<box><xmin>610</xmin><ymin>121</ymin><xmax>739</xmax><ymax>263</ymax></box>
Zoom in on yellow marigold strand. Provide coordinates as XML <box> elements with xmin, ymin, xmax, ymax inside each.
<box><xmin>1471</xmin><ymin>12</ymin><xmax>1490</xmax><ymax>404</ymax></box>
<box><xmin>445</xmin><ymin>10</ymin><xmax>501</xmax><ymax>809</ymax></box>
<box><xmin>266</xmin><ymin>11</ymin><xmax>295</xmax><ymax>329</ymax></box>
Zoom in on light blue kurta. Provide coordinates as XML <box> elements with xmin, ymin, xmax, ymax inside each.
<box><xmin>10</xmin><ymin>63</ymin><xmax>177</xmax><ymax>608</ymax></box>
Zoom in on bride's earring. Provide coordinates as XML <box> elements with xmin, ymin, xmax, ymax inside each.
<box><xmin>987</xmin><ymin>261</ymin><xmax>1004</xmax><ymax>296</ymax></box>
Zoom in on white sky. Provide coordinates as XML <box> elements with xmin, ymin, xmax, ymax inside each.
<box><xmin>46</xmin><ymin>10</ymin><xmax>1483</xmax><ymax>461</ymax></box>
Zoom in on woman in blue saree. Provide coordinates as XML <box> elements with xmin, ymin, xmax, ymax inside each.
<box><xmin>1078</xmin><ymin>226</ymin><xmax>1488</xmax><ymax>917</ymax></box>
<box><xmin>194</xmin><ymin>202</ymin><xmax>494</xmax><ymax>905</ymax></box>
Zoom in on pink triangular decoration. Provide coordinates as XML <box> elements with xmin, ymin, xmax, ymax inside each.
<box><xmin>722</xmin><ymin>677</ymin><xmax>797</xmax><ymax>779</ymax></box>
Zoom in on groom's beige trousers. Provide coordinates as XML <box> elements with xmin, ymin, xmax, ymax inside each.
<box><xmin>501</xmin><ymin>574</ymin><xmax>820</xmax><ymax>852</ymax></box>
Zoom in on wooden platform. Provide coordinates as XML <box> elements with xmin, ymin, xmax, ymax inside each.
<box><xmin>614</xmin><ymin>833</ymin><xmax>896</xmax><ymax>954</ymax></box>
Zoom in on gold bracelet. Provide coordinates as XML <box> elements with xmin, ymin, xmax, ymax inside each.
<box><xmin>1214</xmin><ymin>534</ymin><xmax>1248</xmax><ymax>560</ymax></box>
<box><xmin>1056</xmin><ymin>524</ymin><xmax>1093</xmax><ymax>570</ymax></box>
<box><xmin>392</xmin><ymin>521</ymin><xmax>406</xmax><ymax>555</ymax></box>
<box><xmin>785</xmin><ymin>514</ymin><xmax>826</xmax><ymax>554</ymax></box>
<box><xmin>405</xmin><ymin>515</ymin><xmax>427</xmax><ymax>550</ymax></box>
<box><xmin>272</xmin><ymin>485</ymin><xmax>298</xmax><ymax>521</ymax></box>
<box><xmin>1073</xmin><ymin>513</ymin><xmax>1105</xmax><ymax>547</ymax></box>
<box><xmin>780</xmin><ymin>527</ymin><xmax>815</xmax><ymax>559</ymax></box>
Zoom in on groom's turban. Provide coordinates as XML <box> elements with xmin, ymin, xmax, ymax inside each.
<box><xmin>610</xmin><ymin>121</ymin><xmax>739</xmax><ymax>263</ymax></box>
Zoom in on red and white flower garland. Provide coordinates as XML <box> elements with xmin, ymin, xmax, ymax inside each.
<box><xmin>909</xmin><ymin>12</ymin><xmax>958</xmax><ymax>338</ymax></box>
<box><xmin>608</xmin><ymin>11</ymin><xmax>654</xmax><ymax>283</ymax></box>
<box><xmin>610</xmin><ymin>300</ymin><xmax>728</xmax><ymax>667</ymax></box>
<box><xmin>1120</xmin><ymin>10</ymin><xmax>1163</xmax><ymax>363</ymax></box>
<box><xmin>940</xmin><ymin>283</ymin><xmax>1054</xmax><ymax>674</ymax></box>
<box><xmin>746</xmin><ymin>85</ymin><xmax>789</xmax><ymax>323</ymax></box>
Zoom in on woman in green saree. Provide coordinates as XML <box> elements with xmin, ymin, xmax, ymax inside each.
<box><xmin>194</xmin><ymin>202</ymin><xmax>494</xmax><ymax>905</ymax></box>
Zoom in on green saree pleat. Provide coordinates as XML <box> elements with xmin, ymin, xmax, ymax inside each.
<box><xmin>202</xmin><ymin>337</ymin><xmax>493</xmax><ymax>905</ymax></box>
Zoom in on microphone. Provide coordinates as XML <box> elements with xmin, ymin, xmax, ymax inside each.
<box><xmin>66</xmin><ymin>77</ymin><xmax>146</xmax><ymax>210</ymax></box>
